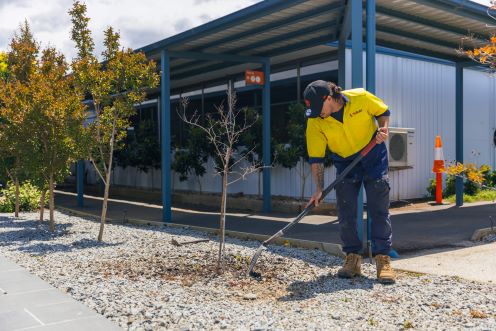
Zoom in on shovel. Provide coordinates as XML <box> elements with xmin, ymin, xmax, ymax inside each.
<box><xmin>247</xmin><ymin>139</ymin><xmax>378</xmax><ymax>280</ymax></box>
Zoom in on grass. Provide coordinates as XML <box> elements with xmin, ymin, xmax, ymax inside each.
<box><xmin>368</xmin><ymin>317</ymin><xmax>378</xmax><ymax>326</ymax></box>
<box><xmin>445</xmin><ymin>189</ymin><xmax>496</xmax><ymax>203</ymax></box>
<box><xmin>470</xmin><ymin>309</ymin><xmax>488</xmax><ymax>319</ymax></box>
<box><xmin>403</xmin><ymin>320</ymin><xmax>414</xmax><ymax>329</ymax></box>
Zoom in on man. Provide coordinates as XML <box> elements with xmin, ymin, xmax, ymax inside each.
<box><xmin>303</xmin><ymin>80</ymin><xmax>395</xmax><ymax>284</ymax></box>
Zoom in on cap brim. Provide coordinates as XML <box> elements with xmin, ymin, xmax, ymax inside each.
<box><xmin>305</xmin><ymin>99</ymin><xmax>323</xmax><ymax>118</ymax></box>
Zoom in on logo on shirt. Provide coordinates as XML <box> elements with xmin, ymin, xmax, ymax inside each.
<box><xmin>349</xmin><ymin>108</ymin><xmax>363</xmax><ymax>117</ymax></box>
<box><xmin>305</xmin><ymin>109</ymin><xmax>312</xmax><ymax>117</ymax></box>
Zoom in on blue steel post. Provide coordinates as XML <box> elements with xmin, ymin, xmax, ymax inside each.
<box><xmin>161</xmin><ymin>50</ymin><xmax>172</xmax><ymax>222</ymax></box>
<box><xmin>77</xmin><ymin>160</ymin><xmax>84</xmax><ymax>207</ymax></box>
<box><xmin>263</xmin><ymin>59</ymin><xmax>271</xmax><ymax>212</ymax></box>
<box><xmin>366</xmin><ymin>0</ymin><xmax>376</xmax><ymax>253</ymax></box>
<box><xmin>338</xmin><ymin>38</ymin><xmax>346</xmax><ymax>87</ymax></box>
<box><xmin>366</xmin><ymin>0</ymin><xmax>376</xmax><ymax>94</ymax></box>
<box><xmin>338</xmin><ymin>0</ymin><xmax>351</xmax><ymax>88</ymax></box>
<box><xmin>352</xmin><ymin>0</ymin><xmax>363</xmax><ymax>87</ymax></box>
<box><xmin>351</xmin><ymin>0</ymin><xmax>364</xmax><ymax>243</ymax></box>
<box><xmin>455</xmin><ymin>63</ymin><xmax>464</xmax><ymax>206</ymax></box>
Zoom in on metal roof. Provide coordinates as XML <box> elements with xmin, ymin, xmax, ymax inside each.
<box><xmin>135</xmin><ymin>0</ymin><xmax>493</xmax><ymax>91</ymax></box>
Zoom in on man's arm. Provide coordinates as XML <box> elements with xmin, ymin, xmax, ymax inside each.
<box><xmin>377</xmin><ymin>115</ymin><xmax>389</xmax><ymax>129</ymax></box>
<box><xmin>307</xmin><ymin>162</ymin><xmax>324</xmax><ymax>207</ymax></box>
<box><xmin>376</xmin><ymin>115</ymin><xmax>390</xmax><ymax>144</ymax></box>
<box><xmin>311</xmin><ymin>163</ymin><xmax>325</xmax><ymax>191</ymax></box>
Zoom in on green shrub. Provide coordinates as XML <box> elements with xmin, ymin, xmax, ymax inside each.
<box><xmin>426</xmin><ymin>175</ymin><xmax>480</xmax><ymax>198</ymax></box>
<box><xmin>0</xmin><ymin>181</ymin><xmax>47</xmax><ymax>213</ymax></box>
<box><xmin>484</xmin><ymin>170</ymin><xmax>496</xmax><ymax>188</ymax></box>
<box><xmin>464</xmin><ymin>179</ymin><xmax>481</xmax><ymax>195</ymax></box>
<box><xmin>426</xmin><ymin>178</ymin><xmax>436</xmax><ymax>197</ymax></box>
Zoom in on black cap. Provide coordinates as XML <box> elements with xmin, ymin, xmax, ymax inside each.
<box><xmin>303</xmin><ymin>80</ymin><xmax>331</xmax><ymax>118</ymax></box>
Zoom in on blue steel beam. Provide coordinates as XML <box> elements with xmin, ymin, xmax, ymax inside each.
<box><xmin>444</xmin><ymin>0</ymin><xmax>492</xmax><ymax>12</ymax></box>
<box><xmin>169</xmin><ymin>51</ymin><xmax>266</xmax><ymax>64</ymax></box>
<box><xmin>457</xmin><ymin>60</ymin><xmax>485</xmax><ymax>68</ymax></box>
<box><xmin>376</xmin><ymin>25</ymin><xmax>462</xmax><ymax>50</ymax></box>
<box><xmin>417</xmin><ymin>0</ymin><xmax>495</xmax><ymax>26</ymax></box>
<box><xmin>172</xmin><ymin>35</ymin><xmax>336</xmax><ymax>81</ymax></box>
<box><xmin>329</xmin><ymin>40</ymin><xmax>457</xmax><ymax>66</ymax></box>
<box><xmin>161</xmin><ymin>50</ymin><xmax>172</xmax><ymax>222</ymax></box>
<box><xmin>172</xmin><ymin>22</ymin><xmax>339</xmax><ymax>74</ymax></box>
<box><xmin>137</xmin><ymin>0</ymin><xmax>307</xmax><ymax>55</ymax></box>
<box><xmin>170</xmin><ymin>50</ymin><xmax>339</xmax><ymax>95</ymax></box>
<box><xmin>338</xmin><ymin>0</ymin><xmax>352</xmax><ymax>42</ymax></box>
<box><xmin>455</xmin><ymin>63</ymin><xmax>464</xmax><ymax>206</ymax></box>
<box><xmin>209</xmin><ymin>21</ymin><xmax>338</xmax><ymax>59</ymax></box>
<box><xmin>376</xmin><ymin>40</ymin><xmax>460</xmax><ymax>62</ymax></box>
<box><xmin>181</xmin><ymin>3</ymin><xmax>343</xmax><ymax>56</ymax></box>
<box><xmin>77</xmin><ymin>160</ymin><xmax>84</xmax><ymax>207</ymax></box>
<box><xmin>263</xmin><ymin>60</ymin><xmax>271</xmax><ymax>213</ymax></box>
<box><xmin>376</xmin><ymin>6</ymin><xmax>488</xmax><ymax>42</ymax></box>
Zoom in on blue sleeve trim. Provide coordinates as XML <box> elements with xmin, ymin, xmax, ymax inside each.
<box><xmin>375</xmin><ymin>109</ymin><xmax>390</xmax><ymax>119</ymax></box>
<box><xmin>308</xmin><ymin>157</ymin><xmax>325</xmax><ymax>164</ymax></box>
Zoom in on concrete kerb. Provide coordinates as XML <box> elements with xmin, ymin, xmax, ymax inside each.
<box><xmin>471</xmin><ymin>227</ymin><xmax>496</xmax><ymax>241</ymax></box>
<box><xmin>55</xmin><ymin>206</ymin><xmax>345</xmax><ymax>258</ymax></box>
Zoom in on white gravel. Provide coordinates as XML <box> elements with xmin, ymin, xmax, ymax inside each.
<box><xmin>1</xmin><ymin>211</ymin><xmax>495</xmax><ymax>331</ymax></box>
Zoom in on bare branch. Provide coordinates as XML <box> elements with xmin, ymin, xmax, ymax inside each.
<box><xmin>90</xmin><ymin>157</ymin><xmax>106</xmax><ymax>184</ymax></box>
<box><xmin>227</xmin><ymin>164</ymin><xmax>268</xmax><ymax>185</ymax></box>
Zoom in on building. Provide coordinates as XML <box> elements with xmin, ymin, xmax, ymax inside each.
<box><xmin>76</xmin><ymin>0</ymin><xmax>496</xmax><ymax>221</ymax></box>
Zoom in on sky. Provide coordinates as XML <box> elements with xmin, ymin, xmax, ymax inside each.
<box><xmin>0</xmin><ymin>0</ymin><xmax>493</xmax><ymax>61</ymax></box>
<box><xmin>0</xmin><ymin>0</ymin><xmax>261</xmax><ymax>60</ymax></box>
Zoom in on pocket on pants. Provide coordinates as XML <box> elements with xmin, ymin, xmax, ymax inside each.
<box><xmin>373</xmin><ymin>177</ymin><xmax>390</xmax><ymax>193</ymax></box>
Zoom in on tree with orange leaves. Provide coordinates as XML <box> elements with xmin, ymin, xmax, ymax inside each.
<box><xmin>0</xmin><ymin>21</ymin><xmax>86</xmax><ymax>231</ymax></box>
<box><xmin>464</xmin><ymin>1</ymin><xmax>496</xmax><ymax>70</ymax></box>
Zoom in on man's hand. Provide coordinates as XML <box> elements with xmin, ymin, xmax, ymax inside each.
<box><xmin>376</xmin><ymin>127</ymin><xmax>389</xmax><ymax>144</ymax></box>
<box><xmin>306</xmin><ymin>190</ymin><xmax>323</xmax><ymax>208</ymax></box>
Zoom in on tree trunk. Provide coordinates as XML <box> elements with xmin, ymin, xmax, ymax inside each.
<box><xmin>300</xmin><ymin>161</ymin><xmax>306</xmax><ymax>201</ymax></box>
<box><xmin>97</xmin><ymin>168</ymin><xmax>112</xmax><ymax>242</ymax></box>
<box><xmin>258</xmin><ymin>171</ymin><xmax>261</xmax><ymax>199</ymax></box>
<box><xmin>39</xmin><ymin>189</ymin><xmax>46</xmax><ymax>222</ymax></box>
<box><xmin>299</xmin><ymin>159</ymin><xmax>311</xmax><ymax>201</ymax></box>
<box><xmin>14</xmin><ymin>177</ymin><xmax>19</xmax><ymax>217</ymax></box>
<box><xmin>216</xmin><ymin>170</ymin><xmax>228</xmax><ymax>272</ymax></box>
<box><xmin>48</xmin><ymin>175</ymin><xmax>55</xmax><ymax>232</ymax></box>
<box><xmin>197</xmin><ymin>176</ymin><xmax>202</xmax><ymax>194</ymax></box>
<box><xmin>98</xmin><ymin>119</ymin><xmax>116</xmax><ymax>242</ymax></box>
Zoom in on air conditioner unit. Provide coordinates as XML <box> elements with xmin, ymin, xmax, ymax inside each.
<box><xmin>387</xmin><ymin>127</ymin><xmax>415</xmax><ymax>168</ymax></box>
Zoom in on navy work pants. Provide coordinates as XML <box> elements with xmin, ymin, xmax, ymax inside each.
<box><xmin>335</xmin><ymin>176</ymin><xmax>392</xmax><ymax>255</ymax></box>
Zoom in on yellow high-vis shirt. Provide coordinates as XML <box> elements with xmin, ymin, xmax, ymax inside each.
<box><xmin>306</xmin><ymin>88</ymin><xmax>388</xmax><ymax>159</ymax></box>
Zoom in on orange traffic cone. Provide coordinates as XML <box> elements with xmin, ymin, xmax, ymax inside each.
<box><xmin>432</xmin><ymin>136</ymin><xmax>445</xmax><ymax>204</ymax></box>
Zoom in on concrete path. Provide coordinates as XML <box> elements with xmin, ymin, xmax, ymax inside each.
<box><xmin>392</xmin><ymin>241</ymin><xmax>496</xmax><ymax>283</ymax></box>
<box><xmin>0</xmin><ymin>255</ymin><xmax>121</xmax><ymax>331</ymax></box>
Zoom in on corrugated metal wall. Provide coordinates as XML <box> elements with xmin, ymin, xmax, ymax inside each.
<box><xmin>463</xmin><ymin>70</ymin><xmax>496</xmax><ymax>168</ymax></box>
<box><xmin>85</xmin><ymin>51</ymin><xmax>496</xmax><ymax>202</ymax></box>
<box><xmin>352</xmin><ymin>51</ymin><xmax>458</xmax><ymax>201</ymax></box>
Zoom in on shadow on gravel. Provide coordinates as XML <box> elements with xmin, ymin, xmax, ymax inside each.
<box><xmin>0</xmin><ymin>216</ymin><xmax>57</xmax><ymax>229</ymax></box>
<box><xmin>0</xmin><ymin>215</ymin><xmax>122</xmax><ymax>254</ymax></box>
<box><xmin>17</xmin><ymin>239</ymin><xmax>122</xmax><ymax>255</ymax></box>
<box><xmin>0</xmin><ymin>221</ymin><xmax>73</xmax><ymax>248</ymax></box>
<box><xmin>279</xmin><ymin>274</ymin><xmax>374</xmax><ymax>302</ymax></box>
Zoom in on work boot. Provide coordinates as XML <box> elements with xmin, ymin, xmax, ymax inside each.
<box><xmin>375</xmin><ymin>254</ymin><xmax>396</xmax><ymax>284</ymax></box>
<box><xmin>337</xmin><ymin>253</ymin><xmax>362</xmax><ymax>278</ymax></box>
